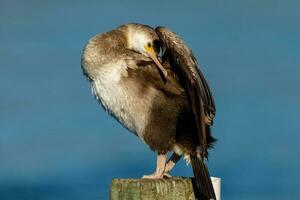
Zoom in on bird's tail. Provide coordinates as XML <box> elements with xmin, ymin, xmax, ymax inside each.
<box><xmin>190</xmin><ymin>154</ymin><xmax>216</xmax><ymax>200</ymax></box>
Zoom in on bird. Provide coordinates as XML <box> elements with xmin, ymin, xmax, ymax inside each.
<box><xmin>81</xmin><ymin>23</ymin><xmax>217</xmax><ymax>200</ymax></box>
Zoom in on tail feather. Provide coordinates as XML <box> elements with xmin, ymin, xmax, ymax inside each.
<box><xmin>190</xmin><ymin>155</ymin><xmax>216</xmax><ymax>200</ymax></box>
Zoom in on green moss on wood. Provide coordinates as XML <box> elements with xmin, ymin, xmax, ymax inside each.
<box><xmin>110</xmin><ymin>177</ymin><xmax>195</xmax><ymax>200</ymax></box>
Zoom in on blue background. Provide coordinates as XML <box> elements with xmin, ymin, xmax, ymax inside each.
<box><xmin>1</xmin><ymin>0</ymin><xmax>299</xmax><ymax>199</ymax></box>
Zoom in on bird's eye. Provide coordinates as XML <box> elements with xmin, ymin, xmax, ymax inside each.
<box><xmin>147</xmin><ymin>42</ymin><xmax>152</xmax><ymax>47</ymax></box>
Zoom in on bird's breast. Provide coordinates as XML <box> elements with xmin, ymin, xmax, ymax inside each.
<box><xmin>91</xmin><ymin>61</ymin><xmax>156</xmax><ymax>140</ymax></box>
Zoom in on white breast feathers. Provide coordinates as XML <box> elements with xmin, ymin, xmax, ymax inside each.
<box><xmin>90</xmin><ymin>60</ymin><xmax>156</xmax><ymax>140</ymax></box>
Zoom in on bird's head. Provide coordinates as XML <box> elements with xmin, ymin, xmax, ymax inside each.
<box><xmin>123</xmin><ymin>23</ymin><xmax>168</xmax><ymax>78</ymax></box>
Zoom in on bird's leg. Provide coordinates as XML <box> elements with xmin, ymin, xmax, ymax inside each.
<box><xmin>142</xmin><ymin>153</ymin><xmax>167</xmax><ymax>179</ymax></box>
<box><xmin>163</xmin><ymin>153</ymin><xmax>182</xmax><ymax>178</ymax></box>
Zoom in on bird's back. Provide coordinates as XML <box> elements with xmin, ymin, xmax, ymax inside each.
<box><xmin>81</xmin><ymin>29</ymin><xmax>127</xmax><ymax>80</ymax></box>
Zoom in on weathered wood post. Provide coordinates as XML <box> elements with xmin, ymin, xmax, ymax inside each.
<box><xmin>110</xmin><ymin>177</ymin><xmax>221</xmax><ymax>200</ymax></box>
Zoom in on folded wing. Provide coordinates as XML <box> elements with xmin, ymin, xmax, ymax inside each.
<box><xmin>155</xmin><ymin>27</ymin><xmax>216</xmax><ymax>152</ymax></box>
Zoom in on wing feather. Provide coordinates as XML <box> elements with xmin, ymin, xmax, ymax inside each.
<box><xmin>156</xmin><ymin>27</ymin><xmax>216</xmax><ymax>150</ymax></box>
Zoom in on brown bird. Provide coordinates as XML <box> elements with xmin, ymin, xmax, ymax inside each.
<box><xmin>81</xmin><ymin>23</ymin><xmax>217</xmax><ymax>199</ymax></box>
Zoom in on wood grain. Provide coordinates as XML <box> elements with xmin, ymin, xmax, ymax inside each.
<box><xmin>110</xmin><ymin>177</ymin><xmax>196</xmax><ymax>200</ymax></box>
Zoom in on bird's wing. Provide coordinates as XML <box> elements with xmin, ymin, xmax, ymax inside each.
<box><xmin>155</xmin><ymin>27</ymin><xmax>216</xmax><ymax>149</ymax></box>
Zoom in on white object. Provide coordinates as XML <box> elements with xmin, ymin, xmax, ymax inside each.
<box><xmin>211</xmin><ymin>177</ymin><xmax>221</xmax><ymax>200</ymax></box>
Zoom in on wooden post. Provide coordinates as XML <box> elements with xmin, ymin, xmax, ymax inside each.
<box><xmin>110</xmin><ymin>177</ymin><xmax>221</xmax><ymax>200</ymax></box>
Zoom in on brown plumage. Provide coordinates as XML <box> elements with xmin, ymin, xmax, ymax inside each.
<box><xmin>156</xmin><ymin>27</ymin><xmax>216</xmax><ymax>156</ymax></box>
<box><xmin>81</xmin><ymin>23</ymin><xmax>217</xmax><ymax>199</ymax></box>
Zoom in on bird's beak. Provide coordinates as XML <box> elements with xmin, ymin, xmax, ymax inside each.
<box><xmin>145</xmin><ymin>47</ymin><xmax>168</xmax><ymax>79</ymax></box>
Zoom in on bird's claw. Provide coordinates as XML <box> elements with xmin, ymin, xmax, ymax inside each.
<box><xmin>142</xmin><ymin>172</ymin><xmax>172</xmax><ymax>179</ymax></box>
<box><xmin>163</xmin><ymin>172</ymin><xmax>172</xmax><ymax>178</ymax></box>
<box><xmin>142</xmin><ymin>173</ymin><xmax>164</xmax><ymax>179</ymax></box>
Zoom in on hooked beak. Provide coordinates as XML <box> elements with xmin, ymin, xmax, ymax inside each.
<box><xmin>145</xmin><ymin>47</ymin><xmax>168</xmax><ymax>80</ymax></box>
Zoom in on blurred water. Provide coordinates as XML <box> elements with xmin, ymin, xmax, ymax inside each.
<box><xmin>1</xmin><ymin>0</ymin><xmax>300</xmax><ymax>199</ymax></box>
